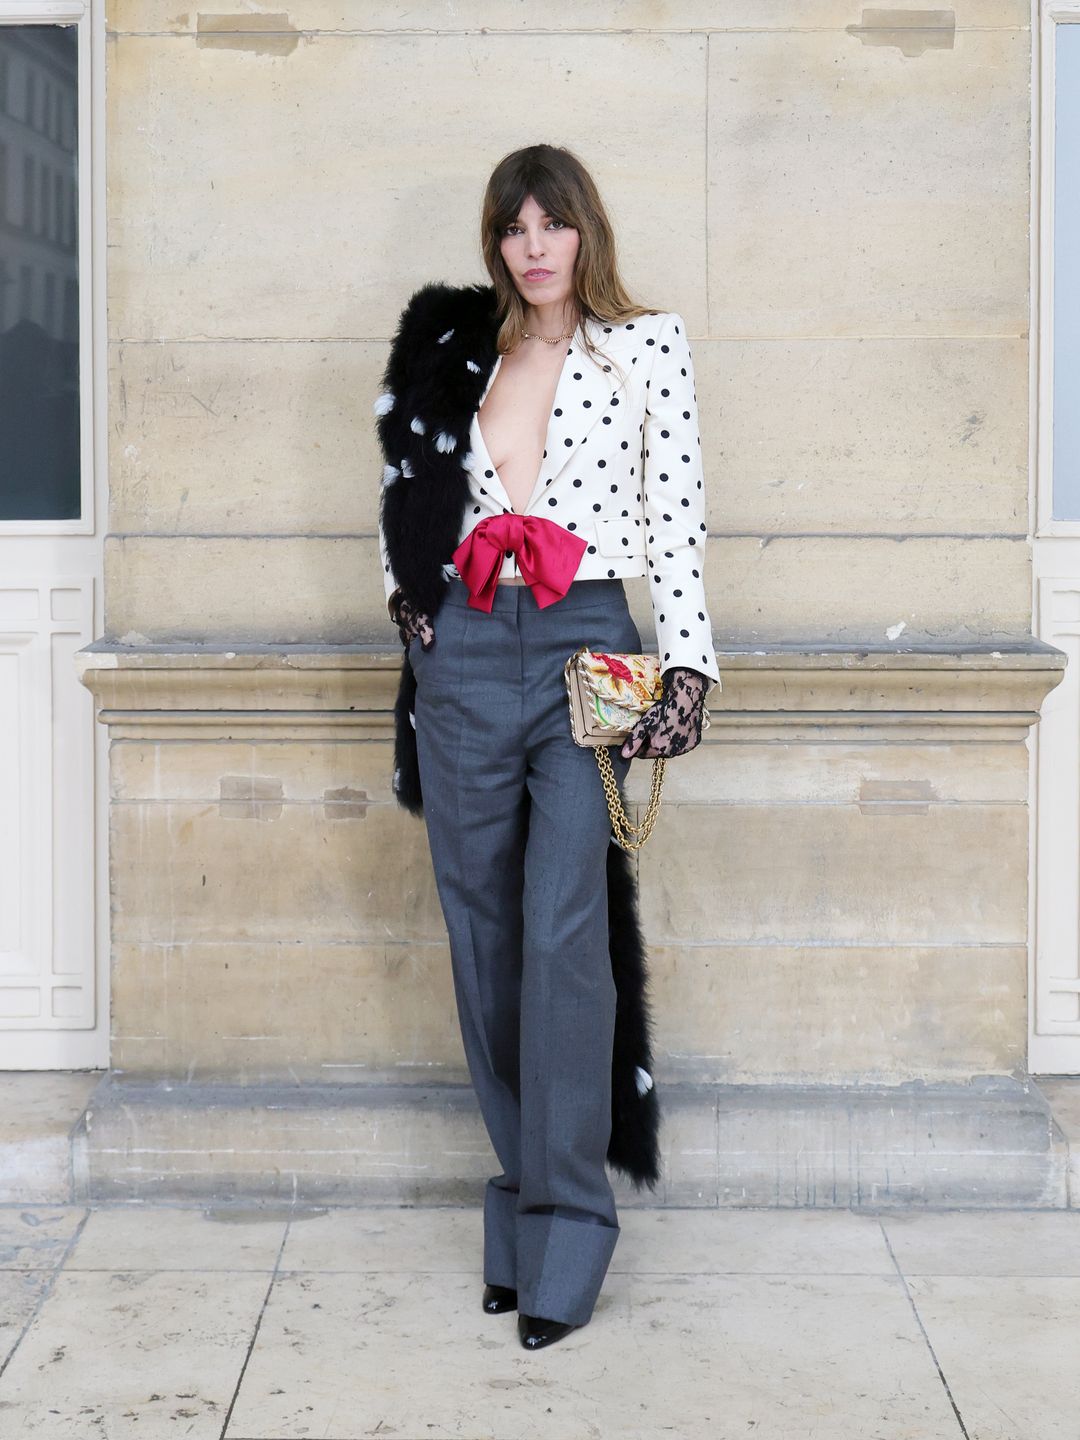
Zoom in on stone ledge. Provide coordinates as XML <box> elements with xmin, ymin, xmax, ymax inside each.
<box><xmin>75</xmin><ymin>638</ymin><xmax>1067</xmax><ymax>743</ymax></box>
<box><xmin>70</xmin><ymin>1074</ymin><xmax>1071</xmax><ymax>1210</ymax></box>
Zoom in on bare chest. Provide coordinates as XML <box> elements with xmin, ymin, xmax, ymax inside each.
<box><xmin>476</xmin><ymin>342</ymin><xmax>569</xmax><ymax>515</ymax></box>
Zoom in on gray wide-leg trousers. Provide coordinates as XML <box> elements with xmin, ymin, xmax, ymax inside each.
<box><xmin>410</xmin><ymin>574</ymin><xmax>641</xmax><ymax>1326</ymax></box>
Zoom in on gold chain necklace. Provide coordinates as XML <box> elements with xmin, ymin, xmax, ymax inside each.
<box><xmin>520</xmin><ymin>322</ymin><xmax>576</xmax><ymax>344</ymax></box>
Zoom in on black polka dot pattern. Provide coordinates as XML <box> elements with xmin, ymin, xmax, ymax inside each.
<box><xmin>389</xmin><ymin>314</ymin><xmax>721</xmax><ymax>687</ymax></box>
<box><xmin>639</xmin><ymin>312</ymin><xmax>719</xmax><ymax>685</ymax></box>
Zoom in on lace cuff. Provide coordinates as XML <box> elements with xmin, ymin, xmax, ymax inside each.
<box><xmin>619</xmin><ymin>666</ymin><xmax>709</xmax><ymax>760</ymax></box>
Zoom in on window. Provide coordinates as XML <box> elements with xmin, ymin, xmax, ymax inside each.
<box><xmin>0</xmin><ymin>24</ymin><xmax>80</xmax><ymax>521</ymax></box>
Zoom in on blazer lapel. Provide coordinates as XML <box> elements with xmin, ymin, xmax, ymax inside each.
<box><xmin>531</xmin><ymin>316</ymin><xmax>618</xmax><ymax>510</ymax></box>
<box><xmin>472</xmin><ymin>316</ymin><xmax>620</xmax><ymax>516</ymax></box>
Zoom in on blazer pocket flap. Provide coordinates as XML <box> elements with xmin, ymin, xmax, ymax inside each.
<box><xmin>595</xmin><ymin>516</ymin><xmax>643</xmax><ymax>557</ymax></box>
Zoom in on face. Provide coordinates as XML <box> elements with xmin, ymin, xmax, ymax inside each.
<box><xmin>499</xmin><ymin>192</ymin><xmax>580</xmax><ymax>309</ymax></box>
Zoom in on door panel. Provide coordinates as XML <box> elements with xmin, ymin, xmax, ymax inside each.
<box><xmin>0</xmin><ymin>579</ymin><xmax>96</xmax><ymax>1043</ymax></box>
<box><xmin>0</xmin><ymin>5</ymin><xmax>106</xmax><ymax>1069</ymax></box>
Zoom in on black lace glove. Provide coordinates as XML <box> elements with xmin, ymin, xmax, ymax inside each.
<box><xmin>619</xmin><ymin>665</ymin><xmax>710</xmax><ymax>760</ymax></box>
<box><xmin>388</xmin><ymin>588</ymin><xmax>435</xmax><ymax>651</ymax></box>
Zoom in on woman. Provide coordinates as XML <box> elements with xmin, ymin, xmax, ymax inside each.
<box><xmin>375</xmin><ymin>144</ymin><xmax>721</xmax><ymax>1350</ymax></box>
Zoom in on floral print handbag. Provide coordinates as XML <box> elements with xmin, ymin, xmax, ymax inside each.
<box><xmin>563</xmin><ymin>646</ymin><xmax>711</xmax><ymax>852</ymax></box>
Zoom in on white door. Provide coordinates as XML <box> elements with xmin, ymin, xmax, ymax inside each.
<box><xmin>1032</xmin><ymin>4</ymin><xmax>1080</xmax><ymax>1073</ymax></box>
<box><xmin>0</xmin><ymin>0</ymin><xmax>106</xmax><ymax>1068</ymax></box>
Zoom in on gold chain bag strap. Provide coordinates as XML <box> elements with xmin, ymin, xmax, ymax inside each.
<box><xmin>562</xmin><ymin>646</ymin><xmax>711</xmax><ymax>852</ymax></box>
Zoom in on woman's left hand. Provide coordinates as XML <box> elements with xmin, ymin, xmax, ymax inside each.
<box><xmin>620</xmin><ymin>666</ymin><xmax>710</xmax><ymax>760</ymax></box>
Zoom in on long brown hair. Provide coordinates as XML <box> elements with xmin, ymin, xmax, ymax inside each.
<box><xmin>479</xmin><ymin>144</ymin><xmax>656</xmax><ymax>388</ymax></box>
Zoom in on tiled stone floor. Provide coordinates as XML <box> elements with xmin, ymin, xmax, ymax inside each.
<box><xmin>0</xmin><ymin>1202</ymin><xmax>1077</xmax><ymax>1439</ymax></box>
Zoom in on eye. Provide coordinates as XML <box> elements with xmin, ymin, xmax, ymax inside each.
<box><xmin>501</xmin><ymin>218</ymin><xmax>568</xmax><ymax>236</ymax></box>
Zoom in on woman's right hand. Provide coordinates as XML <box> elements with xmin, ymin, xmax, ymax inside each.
<box><xmin>390</xmin><ymin>591</ymin><xmax>435</xmax><ymax>651</ymax></box>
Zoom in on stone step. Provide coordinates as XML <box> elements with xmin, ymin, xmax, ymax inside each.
<box><xmin>0</xmin><ymin>1072</ymin><xmax>104</xmax><ymax>1204</ymax></box>
<box><xmin>2</xmin><ymin>1072</ymin><xmax>1071</xmax><ymax>1209</ymax></box>
<box><xmin>57</xmin><ymin>1073</ymin><xmax>1072</xmax><ymax>1210</ymax></box>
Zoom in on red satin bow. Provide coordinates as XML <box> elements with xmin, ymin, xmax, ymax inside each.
<box><xmin>451</xmin><ymin>512</ymin><xmax>588</xmax><ymax>613</ymax></box>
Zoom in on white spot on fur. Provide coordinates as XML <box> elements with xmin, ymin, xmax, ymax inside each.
<box><xmin>382</xmin><ymin>463</ymin><xmax>401</xmax><ymax>487</ymax></box>
<box><xmin>373</xmin><ymin>391</ymin><xmax>395</xmax><ymax>415</ymax></box>
<box><xmin>466</xmin><ymin>359</ymin><xmax>481</xmax><ymax>373</ymax></box>
<box><xmin>410</xmin><ymin>416</ymin><xmax>426</xmax><ymax>434</ymax></box>
<box><xmin>634</xmin><ymin>1066</ymin><xmax>653</xmax><ymax>1096</ymax></box>
<box><xmin>434</xmin><ymin>431</ymin><xmax>457</xmax><ymax>453</ymax></box>
<box><xmin>459</xmin><ymin>450</ymin><xmax>475</xmax><ymax>470</ymax></box>
<box><xmin>437</xmin><ymin>328</ymin><xmax>454</xmax><ymax>343</ymax></box>
<box><xmin>408</xmin><ymin>709</ymin><xmax>416</xmax><ymax>730</ymax></box>
<box><xmin>400</xmin><ymin>456</ymin><xmax>414</xmax><ymax>478</ymax></box>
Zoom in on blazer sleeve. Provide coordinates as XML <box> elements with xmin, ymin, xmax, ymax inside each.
<box><xmin>642</xmin><ymin>311</ymin><xmax>722</xmax><ymax>687</ymax></box>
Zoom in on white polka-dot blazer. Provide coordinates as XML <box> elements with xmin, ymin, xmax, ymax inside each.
<box><xmin>379</xmin><ymin>308</ymin><xmax>721</xmax><ymax>687</ymax></box>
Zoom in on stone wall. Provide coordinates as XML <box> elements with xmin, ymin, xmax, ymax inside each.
<box><xmin>86</xmin><ymin>1</ymin><xmax>1057</xmax><ymax>1096</ymax></box>
<box><xmin>105</xmin><ymin>2</ymin><xmax>1031</xmax><ymax>647</ymax></box>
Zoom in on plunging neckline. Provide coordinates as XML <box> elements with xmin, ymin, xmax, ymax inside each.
<box><xmin>474</xmin><ymin>322</ymin><xmax>582</xmax><ymax>517</ymax></box>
